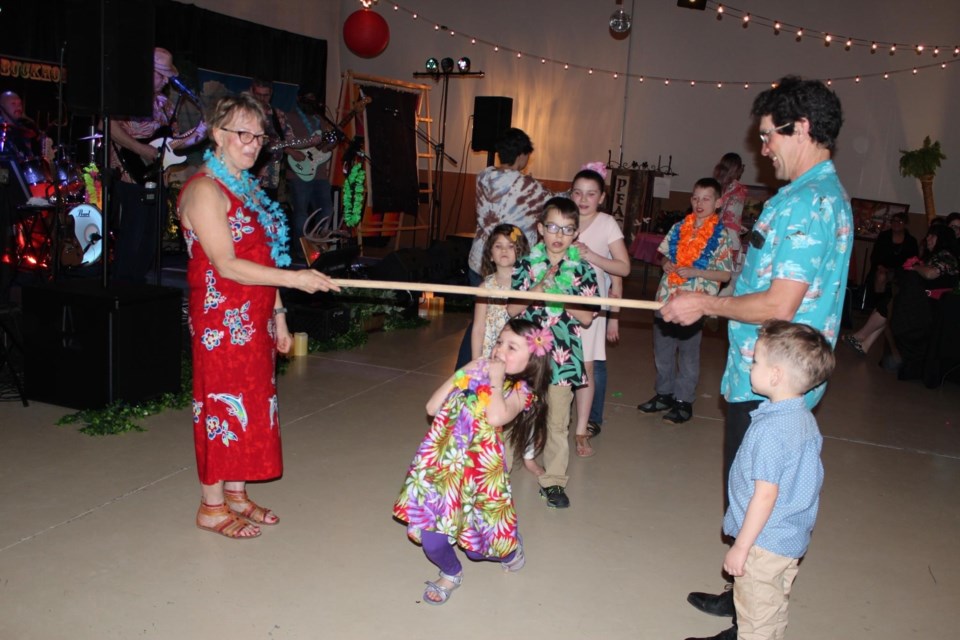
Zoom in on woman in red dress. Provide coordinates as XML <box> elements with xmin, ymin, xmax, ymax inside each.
<box><xmin>178</xmin><ymin>94</ymin><xmax>339</xmax><ymax>539</ymax></box>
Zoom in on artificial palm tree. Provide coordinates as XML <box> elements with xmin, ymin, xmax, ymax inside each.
<box><xmin>899</xmin><ymin>136</ymin><xmax>946</xmax><ymax>222</ymax></box>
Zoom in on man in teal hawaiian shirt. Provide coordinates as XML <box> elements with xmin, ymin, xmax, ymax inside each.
<box><xmin>661</xmin><ymin>76</ymin><xmax>852</xmax><ymax>640</ymax></box>
<box><xmin>509</xmin><ymin>197</ymin><xmax>598</xmax><ymax>509</ymax></box>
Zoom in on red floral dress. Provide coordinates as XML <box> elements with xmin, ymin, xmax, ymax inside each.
<box><xmin>181</xmin><ymin>175</ymin><xmax>282</xmax><ymax>485</ymax></box>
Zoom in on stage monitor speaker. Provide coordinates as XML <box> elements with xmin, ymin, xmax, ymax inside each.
<box><xmin>22</xmin><ymin>281</ymin><xmax>182</xmax><ymax>410</ymax></box>
<box><xmin>308</xmin><ymin>245</ymin><xmax>361</xmax><ymax>278</ymax></box>
<box><xmin>427</xmin><ymin>240</ymin><xmax>469</xmax><ymax>283</ymax></box>
<box><xmin>372</xmin><ymin>248</ymin><xmax>430</xmax><ymax>283</ymax></box>
<box><xmin>65</xmin><ymin>0</ymin><xmax>155</xmax><ymax>117</ymax></box>
<box><xmin>471</xmin><ymin>97</ymin><xmax>513</xmax><ymax>153</ymax></box>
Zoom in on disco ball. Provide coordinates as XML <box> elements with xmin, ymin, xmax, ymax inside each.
<box><xmin>609</xmin><ymin>9</ymin><xmax>632</xmax><ymax>34</ymax></box>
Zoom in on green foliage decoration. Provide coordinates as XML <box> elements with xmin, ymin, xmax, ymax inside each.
<box><xmin>60</xmin><ymin>286</ymin><xmax>427</xmax><ymax>435</ymax></box>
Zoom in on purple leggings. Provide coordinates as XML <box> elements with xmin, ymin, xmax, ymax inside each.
<box><xmin>420</xmin><ymin>530</ymin><xmax>517</xmax><ymax>576</ymax></box>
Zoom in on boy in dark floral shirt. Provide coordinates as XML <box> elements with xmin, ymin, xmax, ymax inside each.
<box><xmin>508</xmin><ymin>197</ymin><xmax>598</xmax><ymax>509</ymax></box>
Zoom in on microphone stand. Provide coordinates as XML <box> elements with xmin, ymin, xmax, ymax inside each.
<box><xmin>412</xmin><ymin>70</ymin><xmax>483</xmax><ymax>243</ymax></box>
<box><xmin>51</xmin><ymin>41</ymin><xmax>68</xmax><ymax>281</ymax></box>
<box><xmin>153</xmin><ymin>92</ymin><xmax>186</xmax><ymax>287</ymax></box>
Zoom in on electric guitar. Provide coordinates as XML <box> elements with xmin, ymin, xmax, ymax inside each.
<box><xmin>114</xmin><ymin>125</ymin><xmax>205</xmax><ymax>185</ymax></box>
<box><xmin>286</xmin><ymin>97</ymin><xmax>371</xmax><ymax>181</ymax></box>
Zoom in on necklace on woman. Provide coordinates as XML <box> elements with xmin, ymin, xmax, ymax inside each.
<box><xmin>203</xmin><ymin>149</ymin><xmax>291</xmax><ymax>267</ymax></box>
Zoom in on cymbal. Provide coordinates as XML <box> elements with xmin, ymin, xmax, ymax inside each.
<box><xmin>78</xmin><ymin>132</ymin><xmax>103</xmax><ymax>141</ymax></box>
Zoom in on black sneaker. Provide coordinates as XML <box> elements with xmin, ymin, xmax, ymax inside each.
<box><xmin>663</xmin><ymin>401</ymin><xmax>693</xmax><ymax>424</ymax></box>
<box><xmin>638</xmin><ymin>393</ymin><xmax>676</xmax><ymax>413</ymax></box>
<box><xmin>539</xmin><ymin>485</ymin><xmax>570</xmax><ymax>509</ymax></box>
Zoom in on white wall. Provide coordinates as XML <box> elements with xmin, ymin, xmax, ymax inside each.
<box><xmin>180</xmin><ymin>0</ymin><xmax>960</xmax><ymax>214</ymax></box>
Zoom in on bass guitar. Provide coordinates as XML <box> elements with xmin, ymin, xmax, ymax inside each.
<box><xmin>286</xmin><ymin>96</ymin><xmax>371</xmax><ymax>181</ymax></box>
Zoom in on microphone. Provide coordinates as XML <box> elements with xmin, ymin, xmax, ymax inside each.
<box><xmin>169</xmin><ymin>76</ymin><xmax>201</xmax><ymax>104</ymax></box>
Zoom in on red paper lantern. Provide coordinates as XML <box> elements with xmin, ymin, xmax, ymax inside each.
<box><xmin>343</xmin><ymin>9</ymin><xmax>390</xmax><ymax>58</ymax></box>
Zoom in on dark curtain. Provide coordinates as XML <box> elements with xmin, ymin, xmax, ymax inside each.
<box><xmin>2</xmin><ymin>0</ymin><xmax>327</xmax><ymax>103</ymax></box>
<box><xmin>361</xmin><ymin>86</ymin><xmax>420</xmax><ymax>216</ymax></box>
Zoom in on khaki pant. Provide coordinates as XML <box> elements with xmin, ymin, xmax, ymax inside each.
<box><xmin>734</xmin><ymin>546</ymin><xmax>800</xmax><ymax>640</ymax></box>
<box><xmin>538</xmin><ymin>385</ymin><xmax>574</xmax><ymax>488</ymax></box>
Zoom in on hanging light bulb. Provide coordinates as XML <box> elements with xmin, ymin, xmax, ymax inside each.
<box><xmin>609</xmin><ymin>7</ymin><xmax>632</xmax><ymax>34</ymax></box>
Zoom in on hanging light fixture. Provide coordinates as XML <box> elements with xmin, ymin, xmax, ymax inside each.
<box><xmin>609</xmin><ymin>0</ymin><xmax>632</xmax><ymax>35</ymax></box>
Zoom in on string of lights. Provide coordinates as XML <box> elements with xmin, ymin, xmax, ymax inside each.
<box><xmin>385</xmin><ymin>1</ymin><xmax>960</xmax><ymax>88</ymax></box>
<box><xmin>700</xmin><ymin>1</ymin><xmax>960</xmax><ymax>57</ymax></box>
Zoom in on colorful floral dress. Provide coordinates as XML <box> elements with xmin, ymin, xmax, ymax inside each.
<box><xmin>394</xmin><ymin>361</ymin><xmax>532</xmax><ymax>558</ymax></box>
<box><xmin>181</xmin><ymin>174</ymin><xmax>282</xmax><ymax>485</ymax></box>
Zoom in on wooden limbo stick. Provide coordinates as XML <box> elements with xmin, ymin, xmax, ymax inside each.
<box><xmin>329</xmin><ymin>279</ymin><xmax>663</xmax><ymax>311</ymax></box>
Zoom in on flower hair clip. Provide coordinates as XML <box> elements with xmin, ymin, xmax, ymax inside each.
<box><xmin>509</xmin><ymin>226</ymin><xmax>523</xmax><ymax>244</ymax></box>
<box><xmin>526</xmin><ymin>326</ymin><xmax>554</xmax><ymax>356</ymax></box>
<box><xmin>581</xmin><ymin>161</ymin><xmax>608</xmax><ymax>181</ymax></box>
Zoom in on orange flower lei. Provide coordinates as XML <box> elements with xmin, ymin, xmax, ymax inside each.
<box><xmin>667</xmin><ymin>214</ymin><xmax>721</xmax><ymax>286</ymax></box>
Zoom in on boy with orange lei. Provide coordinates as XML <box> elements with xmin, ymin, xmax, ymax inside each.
<box><xmin>638</xmin><ymin>177</ymin><xmax>734</xmax><ymax>424</ymax></box>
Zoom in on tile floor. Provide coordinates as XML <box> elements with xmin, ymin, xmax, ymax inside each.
<box><xmin>1</xmin><ymin>269</ymin><xmax>958</xmax><ymax>639</ymax></box>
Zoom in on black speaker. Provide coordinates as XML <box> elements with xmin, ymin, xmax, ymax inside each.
<box><xmin>22</xmin><ymin>281</ymin><xmax>182</xmax><ymax>409</ymax></box>
<box><xmin>286</xmin><ymin>302</ymin><xmax>350</xmax><ymax>342</ymax></box>
<box><xmin>372</xmin><ymin>248</ymin><xmax>430</xmax><ymax>282</ymax></box>
<box><xmin>427</xmin><ymin>240</ymin><xmax>469</xmax><ymax>283</ymax></box>
<box><xmin>65</xmin><ymin>0</ymin><xmax>155</xmax><ymax>117</ymax></box>
<box><xmin>471</xmin><ymin>96</ymin><xmax>513</xmax><ymax>153</ymax></box>
<box><xmin>308</xmin><ymin>245</ymin><xmax>361</xmax><ymax>278</ymax></box>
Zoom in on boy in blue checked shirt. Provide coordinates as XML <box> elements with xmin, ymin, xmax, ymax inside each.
<box><xmin>712</xmin><ymin>320</ymin><xmax>835</xmax><ymax>640</ymax></box>
<box><xmin>507</xmin><ymin>197</ymin><xmax>598</xmax><ymax>509</ymax></box>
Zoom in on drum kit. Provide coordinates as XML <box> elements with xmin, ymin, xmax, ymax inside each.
<box><xmin>2</xmin><ymin>123</ymin><xmax>104</xmax><ymax>274</ymax></box>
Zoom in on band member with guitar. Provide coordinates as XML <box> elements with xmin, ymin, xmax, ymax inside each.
<box><xmin>248</xmin><ymin>78</ymin><xmax>295</xmax><ymax>204</ymax></box>
<box><xmin>284</xmin><ymin>88</ymin><xmax>334</xmax><ymax>258</ymax></box>
<box><xmin>109</xmin><ymin>47</ymin><xmax>207</xmax><ymax>283</ymax></box>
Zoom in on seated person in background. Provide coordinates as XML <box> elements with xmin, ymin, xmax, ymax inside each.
<box><xmin>945</xmin><ymin>211</ymin><xmax>960</xmax><ymax>239</ymax></box>
<box><xmin>842</xmin><ymin>212</ymin><xmax>918</xmax><ymax>355</ymax></box>
<box><xmin>890</xmin><ymin>225</ymin><xmax>959</xmax><ymax>379</ymax></box>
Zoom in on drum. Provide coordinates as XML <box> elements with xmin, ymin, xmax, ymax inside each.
<box><xmin>20</xmin><ymin>158</ymin><xmax>49</xmax><ymax>186</ymax></box>
<box><xmin>54</xmin><ymin>157</ymin><xmax>86</xmax><ymax>203</ymax></box>
<box><xmin>20</xmin><ymin>158</ymin><xmax>53</xmax><ymax>200</ymax></box>
<box><xmin>65</xmin><ymin>203</ymin><xmax>103</xmax><ymax>266</ymax></box>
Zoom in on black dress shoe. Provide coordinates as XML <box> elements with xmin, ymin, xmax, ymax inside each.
<box><xmin>687</xmin><ymin>588</ymin><xmax>735</xmax><ymax>617</ymax></box>
<box><xmin>683</xmin><ymin>625</ymin><xmax>737</xmax><ymax>640</ymax></box>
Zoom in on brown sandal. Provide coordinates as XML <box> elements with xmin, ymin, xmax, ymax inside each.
<box><xmin>196</xmin><ymin>502</ymin><xmax>261</xmax><ymax>539</ymax></box>
<box><xmin>224</xmin><ymin>489</ymin><xmax>279</xmax><ymax>525</ymax></box>
<box><xmin>575</xmin><ymin>434</ymin><xmax>595</xmax><ymax>458</ymax></box>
